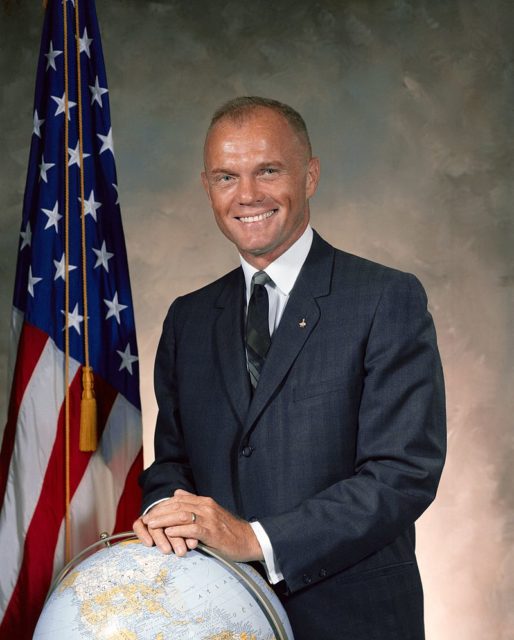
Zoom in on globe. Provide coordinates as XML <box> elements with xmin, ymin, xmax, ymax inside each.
<box><xmin>33</xmin><ymin>533</ymin><xmax>294</xmax><ymax>639</ymax></box>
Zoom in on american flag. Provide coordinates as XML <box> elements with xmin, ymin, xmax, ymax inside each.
<box><xmin>0</xmin><ymin>0</ymin><xmax>143</xmax><ymax>636</ymax></box>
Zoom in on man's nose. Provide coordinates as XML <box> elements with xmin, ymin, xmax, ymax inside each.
<box><xmin>237</xmin><ymin>176</ymin><xmax>263</xmax><ymax>205</ymax></box>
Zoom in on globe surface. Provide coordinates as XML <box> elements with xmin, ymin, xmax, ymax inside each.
<box><xmin>33</xmin><ymin>536</ymin><xmax>294</xmax><ymax>639</ymax></box>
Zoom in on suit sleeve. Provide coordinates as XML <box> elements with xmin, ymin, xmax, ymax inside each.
<box><xmin>259</xmin><ymin>272</ymin><xmax>446</xmax><ymax>593</ymax></box>
<box><xmin>138</xmin><ymin>299</ymin><xmax>196</xmax><ymax>512</ymax></box>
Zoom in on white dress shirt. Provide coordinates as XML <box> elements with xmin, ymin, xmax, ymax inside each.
<box><xmin>240</xmin><ymin>225</ymin><xmax>314</xmax><ymax>335</ymax></box>
<box><xmin>240</xmin><ymin>224</ymin><xmax>314</xmax><ymax>583</ymax></box>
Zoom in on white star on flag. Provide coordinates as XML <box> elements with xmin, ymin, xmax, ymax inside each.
<box><xmin>117</xmin><ymin>343</ymin><xmax>139</xmax><ymax>375</ymax></box>
<box><xmin>68</xmin><ymin>142</ymin><xmax>91</xmax><ymax>167</ymax></box>
<box><xmin>39</xmin><ymin>155</ymin><xmax>55</xmax><ymax>183</ymax></box>
<box><xmin>33</xmin><ymin>110</ymin><xmax>44</xmax><ymax>137</ymax></box>
<box><xmin>112</xmin><ymin>183</ymin><xmax>120</xmax><ymax>205</ymax></box>
<box><xmin>20</xmin><ymin>222</ymin><xmax>32</xmax><ymax>250</ymax></box>
<box><xmin>79</xmin><ymin>27</ymin><xmax>93</xmax><ymax>58</ymax></box>
<box><xmin>42</xmin><ymin>201</ymin><xmax>62</xmax><ymax>232</ymax></box>
<box><xmin>45</xmin><ymin>40</ymin><xmax>62</xmax><ymax>71</ymax></box>
<box><xmin>27</xmin><ymin>266</ymin><xmax>42</xmax><ymax>297</ymax></box>
<box><xmin>51</xmin><ymin>93</ymin><xmax>77</xmax><ymax>119</ymax></box>
<box><xmin>104</xmin><ymin>292</ymin><xmax>127</xmax><ymax>324</ymax></box>
<box><xmin>97</xmin><ymin>127</ymin><xmax>114</xmax><ymax>155</ymax></box>
<box><xmin>92</xmin><ymin>240</ymin><xmax>114</xmax><ymax>272</ymax></box>
<box><xmin>61</xmin><ymin>303</ymin><xmax>84</xmax><ymax>335</ymax></box>
<box><xmin>53</xmin><ymin>253</ymin><xmax>77</xmax><ymax>281</ymax></box>
<box><xmin>89</xmin><ymin>75</ymin><xmax>108</xmax><ymax>107</ymax></box>
<box><xmin>80</xmin><ymin>190</ymin><xmax>102</xmax><ymax>221</ymax></box>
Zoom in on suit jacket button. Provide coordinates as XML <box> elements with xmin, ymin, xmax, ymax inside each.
<box><xmin>319</xmin><ymin>568</ymin><xmax>328</xmax><ymax>578</ymax></box>
<box><xmin>302</xmin><ymin>574</ymin><xmax>312</xmax><ymax>584</ymax></box>
<box><xmin>241</xmin><ymin>446</ymin><xmax>253</xmax><ymax>457</ymax></box>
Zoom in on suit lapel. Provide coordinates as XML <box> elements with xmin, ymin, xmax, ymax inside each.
<box><xmin>214</xmin><ymin>269</ymin><xmax>252</xmax><ymax>426</ymax></box>
<box><xmin>244</xmin><ymin>231</ymin><xmax>335</xmax><ymax>433</ymax></box>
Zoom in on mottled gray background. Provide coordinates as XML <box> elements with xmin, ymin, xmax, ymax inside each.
<box><xmin>1</xmin><ymin>0</ymin><xmax>513</xmax><ymax>637</ymax></box>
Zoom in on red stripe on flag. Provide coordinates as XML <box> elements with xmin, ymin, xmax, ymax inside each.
<box><xmin>0</xmin><ymin>369</ymin><xmax>82</xmax><ymax>640</ymax></box>
<box><xmin>113</xmin><ymin>447</ymin><xmax>143</xmax><ymax>534</ymax></box>
<box><xmin>0</xmin><ymin>322</ymin><xmax>48</xmax><ymax>510</ymax></box>
<box><xmin>0</xmin><ymin>372</ymin><xmax>120</xmax><ymax>639</ymax></box>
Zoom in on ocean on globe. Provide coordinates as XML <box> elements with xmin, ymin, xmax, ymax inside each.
<box><xmin>33</xmin><ymin>534</ymin><xmax>294</xmax><ymax>640</ymax></box>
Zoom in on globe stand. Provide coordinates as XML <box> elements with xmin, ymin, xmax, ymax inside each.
<box><xmin>47</xmin><ymin>531</ymin><xmax>292</xmax><ymax>640</ymax></box>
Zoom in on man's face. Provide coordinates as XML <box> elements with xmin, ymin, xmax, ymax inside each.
<box><xmin>201</xmin><ymin>108</ymin><xmax>320</xmax><ymax>268</ymax></box>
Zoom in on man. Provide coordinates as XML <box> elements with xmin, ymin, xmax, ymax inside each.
<box><xmin>133</xmin><ymin>96</ymin><xmax>446</xmax><ymax>639</ymax></box>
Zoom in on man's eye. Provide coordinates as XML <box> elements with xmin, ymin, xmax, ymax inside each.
<box><xmin>262</xmin><ymin>168</ymin><xmax>277</xmax><ymax>175</ymax></box>
<box><xmin>216</xmin><ymin>175</ymin><xmax>233</xmax><ymax>183</ymax></box>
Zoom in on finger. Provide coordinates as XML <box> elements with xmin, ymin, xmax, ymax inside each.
<box><xmin>186</xmin><ymin>538</ymin><xmax>198</xmax><ymax>550</ymax></box>
<box><xmin>142</xmin><ymin>497</ymin><xmax>200</xmax><ymax>522</ymax></box>
<box><xmin>149</xmin><ymin>527</ymin><xmax>172</xmax><ymax>554</ymax></box>
<box><xmin>133</xmin><ymin>517</ymin><xmax>154</xmax><ymax>547</ymax></box>
<box><xmin>168</xmin><ymin>536</ymin><xmax>188</xmax><ymax>557</ymax></box>
<box><xmin>146</xmin><ymin>507</ymin><xmax>200</xmax><ymax>529</ymax></box>
<box><xmin>164</xmin><ymin>524</ymin><xmax>203</xmax><ymax>543</ymax></box>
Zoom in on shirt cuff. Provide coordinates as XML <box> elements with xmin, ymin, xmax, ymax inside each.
<box><xmin>250</xmin><ymin>521</ymin><xmax>284</xmax><ymax>584</ymax></box>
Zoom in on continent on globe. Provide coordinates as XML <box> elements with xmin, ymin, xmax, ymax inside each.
<box><xmin>33</xmin><ymin>534</ymin><xmax>294</xmax><ymax>640</ymax></box>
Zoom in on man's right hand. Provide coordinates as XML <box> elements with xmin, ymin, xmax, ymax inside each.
<box><xmin>132</xmin><ymin>499</ymin><xmax>198</xmax><ymax>556</ymax></box>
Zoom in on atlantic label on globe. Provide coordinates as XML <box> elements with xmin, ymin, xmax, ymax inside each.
<box><xmin>33</xmin><ymin>533</ymin><xmax>294</xmax><ymax>640</ymax></box>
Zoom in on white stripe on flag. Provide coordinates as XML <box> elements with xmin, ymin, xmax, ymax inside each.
<box><xmin>0</xmin><ymin>335</ymin><xmax>80</xmax><ymax>613</ymax></box>
<box><xmin>2</xmin><ymin>308</ymin><xmax>24</xmax><ymax>443</ymax></box>
<box><xmin>52</xmin><ymin>393</ymin><xmax>142</xmax><ymax>577</ymax></box>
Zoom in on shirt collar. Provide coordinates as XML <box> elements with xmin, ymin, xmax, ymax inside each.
<box><xmin>239</xmin><ymin>225</ymin><xmax>313</xmax><ymax>300</ymax></box>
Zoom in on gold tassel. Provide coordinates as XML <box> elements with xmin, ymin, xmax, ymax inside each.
<box><xmin>79</xmin><ymin>366</ymin><xmax>97</xmax><ymax>451</ymax></box>
<box><xmin>42</xmin><ymin>0</ymin><xmax>48</xmax><ymax>8</ymax></box>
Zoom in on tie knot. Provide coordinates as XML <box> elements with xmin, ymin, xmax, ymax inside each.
<box><xmin>252</xmin><ymin>270</ymin><xmax>271</xmax><ymax>288</ymax></box>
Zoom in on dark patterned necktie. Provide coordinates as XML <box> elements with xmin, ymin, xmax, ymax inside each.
<box><xmin>246</xmin><ymin>271</ymin><xmax>272</xmax><ymax>389</ymax></box>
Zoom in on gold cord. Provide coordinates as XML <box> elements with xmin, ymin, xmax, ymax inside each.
<box><xmin>75</xmin><ymin>0</ymin><xmax>98</xmax><ymax>452</ymax></box>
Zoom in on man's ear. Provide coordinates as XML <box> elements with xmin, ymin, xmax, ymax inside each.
<box><xmin>201</xmin><ymin>171</ymin><xmax>212</xmax><ymax>202</ymax></box>
<box><xmin>306</xmin><ymin>157</ymin><xmax>320</xmax><ymax>199</ymax></box>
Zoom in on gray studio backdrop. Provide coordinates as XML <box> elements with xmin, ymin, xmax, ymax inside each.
<box><xmin>1</xmin><ymin>1</ymin><xmax>513</xmax><ymax>638</ymax></box>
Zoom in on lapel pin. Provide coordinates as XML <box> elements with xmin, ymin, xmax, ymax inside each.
<box><xmin>299</xmin><ymin>318</ymin><xmax>307</xmax><ymax>328</ymax></box>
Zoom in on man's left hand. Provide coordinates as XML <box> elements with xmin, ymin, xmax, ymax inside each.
<box><xmin>141</xmin><ymin>489</ymin><xmax>264</xmax><ymax>563</ymax></box>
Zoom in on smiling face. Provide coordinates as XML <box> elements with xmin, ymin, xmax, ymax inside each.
<box><xmin>201</xmin><ymin>107</ymin><xmax>320</xmax><ymax>269</ymax></box>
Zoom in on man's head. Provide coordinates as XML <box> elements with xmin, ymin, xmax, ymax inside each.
<box><xmin>202</xmin><ymin>97</ymin><xmax>320</xmax><ymax>269</ymax></box>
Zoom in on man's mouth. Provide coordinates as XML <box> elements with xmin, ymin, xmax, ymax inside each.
<box><xmin>238</xmin><ymin>209</ymin><xmax>278</xmax><ymax>224</ymax></box>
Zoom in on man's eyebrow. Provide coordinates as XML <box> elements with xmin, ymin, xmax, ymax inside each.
<box><xmin>256</xmin><ymin>160</ymin><xmax>286</xmax><ymax>168</ymax></box>
<box><xmin>208</xmin><ymin>167</ymin><xmax>237</xmax><ymax>175</ymax></box>
<box><xmin>206</xmin><ymin>160</ymin><xmax>288</xmax><ymax>176</ymax></box>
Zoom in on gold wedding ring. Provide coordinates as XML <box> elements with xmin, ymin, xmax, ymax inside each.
<box><xmin>191</xmin><ymin>512</ymin><xmax>197</xmax><ymax>523</ymax></box>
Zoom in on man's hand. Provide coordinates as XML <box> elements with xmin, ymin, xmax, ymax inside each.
<box><xmin>133</xmin><ymin>500</ymin><xmax>196</xmax><ymax>557</ymax></box>
<box><xmin>134</xmin><ymin>489</ymin><xmax>264</xmax><ymax>563</ymax></box>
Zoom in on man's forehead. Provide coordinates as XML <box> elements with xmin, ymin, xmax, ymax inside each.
<box><xmin>208</xmin><ymin>108</ymin><xmax>288</xmax><ymax>136</ymax></box>
<box><xmin>204</xmin><ymin>108</ymin><xmax>307</xmax><ymax>157</ymax></box>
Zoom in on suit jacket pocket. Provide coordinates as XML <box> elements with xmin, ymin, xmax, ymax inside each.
<box><xmin>334</xmin><ymin>561</ymin><xmax>416</xmax><ymax>586</ymax></box>
<box><xmin>293</xmin><ymin>376</ymin><xmax>342</xmax><ymax>402</ymax></box>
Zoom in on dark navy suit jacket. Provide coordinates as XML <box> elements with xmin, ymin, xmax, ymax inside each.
<box><xmin>140</xmin><ymin>231</ymin><xmax>446</xmax><ymax>639</ymax></box>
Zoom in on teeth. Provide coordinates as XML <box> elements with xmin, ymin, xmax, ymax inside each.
<box><xmin>239</xmin><ymin>210</ymin><xmax>276</xmax><ymax>223</ymax></box>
